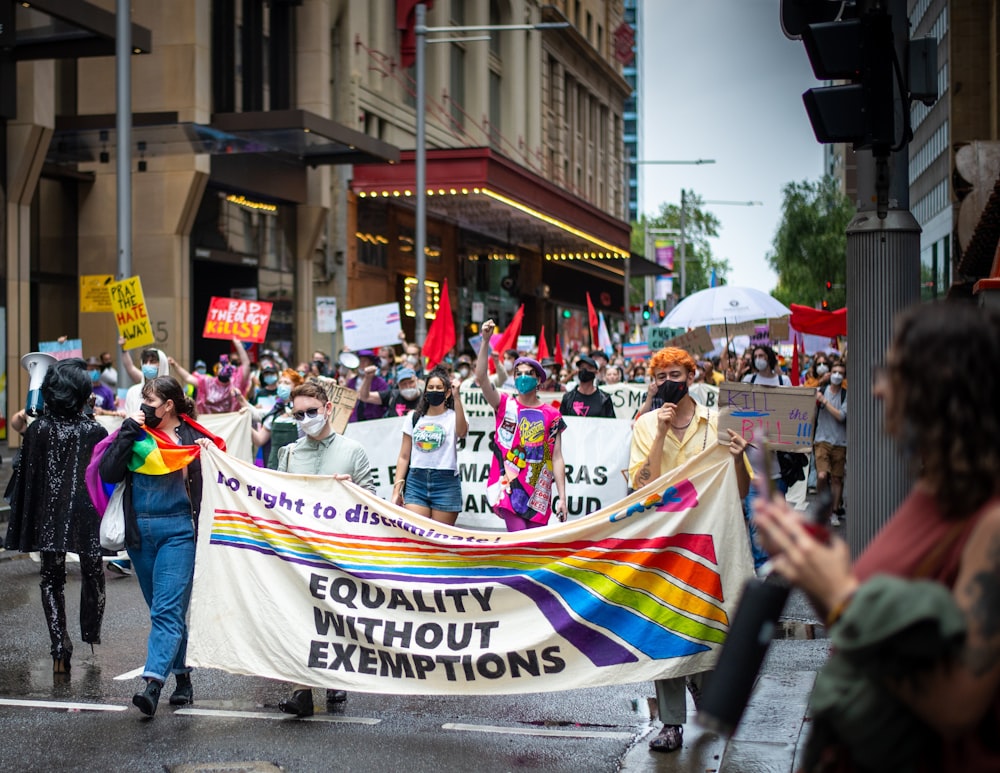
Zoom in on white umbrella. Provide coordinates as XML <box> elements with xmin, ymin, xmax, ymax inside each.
<box><xmin>660</xmin><ymin>286</ymin><xmax>791</xmax><ymax>328</ymax></box>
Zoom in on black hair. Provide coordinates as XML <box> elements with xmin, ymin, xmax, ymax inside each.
<box><xmin>752</xmin><ymin>344</ymin><xmax>778</xmax><ymax>371</ymax></box>
<box><xmin>140</xmin><ymin>348</ymin><xmax>160</xmax><ymax>365</ymax></box>
<box><xmin>141</xmin><ymin>375</ymin><xmax>197</xmax><ymax>418</ymax></box>
<box><xmin>41</xmin><ymin>358</ymin><xmax>92</xmax><ymax>417</ymax></box>
<box><xmin>414</xmin><ymin>367</ymin><xmax>454</xmax><ymax>417</ymax></box>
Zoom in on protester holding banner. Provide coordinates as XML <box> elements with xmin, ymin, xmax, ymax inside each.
<box><xmin>4</xmin><ymin>359</ymin><xmax>109</xmax><ymax>675</ymax></box>
<box><xmin>275</xmin><ymin>380</ymin><xmax>375</xmax><ymax>716</ymax></box>
<box><xmin>476</xmin><ymin>320</ymin><xmax>568</xmax><ymax>530</ymax></box>
<box><xmin>391</xmin><ymin>367</ymin><xmax>468</xmax><ymax>525</ymax></box>
<box><xmin>627</xmin><ymin>346</ymin><xmax>751</xmax><ymax>753</ymax></box>
<box><xmin>97</xmin><ymin>376</ymin><xmax>225</xmax><ymax>716</ymax></box>
<box><xmin>754</xmin><ymin>302</ymin><xmax>1000</xmax><ymax>773</ymax></box>
<box><xmin>171</xmin><ymin>337</ymin><xmax>250</xmax><ymax>415</ymax></box>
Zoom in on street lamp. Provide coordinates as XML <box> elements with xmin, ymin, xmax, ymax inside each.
<box><xmin>678</xmin><ymin>189</ymin><xmax>763</xmax><ymax>297</ymax></box>
<box><xmin>413</xmin><ymin>4</ymin><xmax>569</xmax><ymax>343</ymax></box>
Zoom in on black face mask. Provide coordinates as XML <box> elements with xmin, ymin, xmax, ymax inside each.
<box><xmin>577</xmin><ymin>369</ymin><xmax>596</xmax><ymax>384</ymax></box>
<box><xmin>140</xmin><ymin>403</ymin><xmax>163</xmax><ymax>429</ymax></box>
<box><xmin>425</xmin><ymin>391</ymin><xmax>447</xmax><ymax>407</ymax></box>
<box><xmin>656</xmin><ymin>379</ymin><xmax>689</xmax><ymax>405</ymax></box>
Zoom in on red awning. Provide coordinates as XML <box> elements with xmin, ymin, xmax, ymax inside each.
<box><xmin>790</xmin><ymin>303</ymin><xmax>847</xmax><ymax>337</ymax></box>
<box><xmin>351</xmin><ymin>148</ymin><xmax>631</xmax><ymax>260</ymax></box>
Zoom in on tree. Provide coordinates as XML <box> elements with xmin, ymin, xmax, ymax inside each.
<box><xmin>767</xmin><ymin>177</ymin><xmax>854</xmax><ymax>309</ymax></box>
<box><xmin>630</xmin><ymin>193</ymin><xmax>731</xmax><ymax>304</ymax></box>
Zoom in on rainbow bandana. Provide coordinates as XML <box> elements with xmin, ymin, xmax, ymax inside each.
<box><xmin>128</xmin><ymin>418</ymin><xmax>226</xmax><ymax>475</ymax></box>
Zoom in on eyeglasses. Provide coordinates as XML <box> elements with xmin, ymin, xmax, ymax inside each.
<box><xmin>292</xmin><ymin>407</ymin><xmax>322</xmax><ymax>421</ymax></box>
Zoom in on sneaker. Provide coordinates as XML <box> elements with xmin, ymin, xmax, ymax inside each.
<box><xmin>107</xmin><ymin>560</ymin><xmax>132</xmax><ymax>577</ymax></box>
<box><xmin>830</xmin><ymin>514</ymin><xmax>843</xmax><ymax>527</ymax></box>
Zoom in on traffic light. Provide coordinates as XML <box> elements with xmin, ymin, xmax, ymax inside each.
<box><xmin>642</xmin><ymin>304</ymin><xmax>651</xmax><ymax>321</ymax></box>
<box><xmin>658</xmin><ymin>310</ymin><xmax>666</xmax><ymax>320</ymax></box>
<box><xmin>822</xmin><ymin>299</ymin><xmax>830</xmax><ymax>311</ymax></box>
<box><xmin>800</xmin><ymin>11</ymin><xmax>894</xmax><ymax>153</ymax></box>
<box><xmin>825</xmin><ymin>280</ymin><xmax>833</xmax><ymax>292</ymax></box>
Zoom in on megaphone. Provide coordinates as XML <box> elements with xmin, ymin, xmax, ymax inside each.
<box><xmin>21</xmin><ymin>352</ymin><xmax>57</xmax><ymax>417</ymax></box>
<box><xmin>338</xmin><ymin>351</ymin><xmax>360</xmax><ymax>371</ymax></box>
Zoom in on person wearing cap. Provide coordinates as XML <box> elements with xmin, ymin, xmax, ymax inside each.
<box><xmin>476</xmin><ymin>319</ymin><xmax>568</xmax><ymax>530</ymax></box>
<box><xmin>560</xmin><ymin>355</ymin><xmax>615</xmax><ymax>418</ymax></box>
<box><xmin>358</xmin><ymin>365</ymin><xmax>421</xmax><ymax>418</ymax></box>
<box><xmin>346</xmin><ymin>350</ymin><xmax>388</xmax><ymax>422</ymax></box>
<box><xmin>592</xmin><ymin>350</ymin><xmax>609</xmax><ymax>385</ymax></box>
<box><xmin>538</xmin><ymin>358</ymin><xmax>564</xmax><ymax>392</ymax></box>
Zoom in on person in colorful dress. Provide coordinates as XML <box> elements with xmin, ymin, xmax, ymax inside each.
<box><xmin>475</xmin><ymin>319</ymin><xmax>567</xmax><ymax>531</ymax></box>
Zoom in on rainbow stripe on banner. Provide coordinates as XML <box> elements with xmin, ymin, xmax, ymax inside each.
<box><xmin>188</xmin><ymin>443</ymin><xmax>754</xmax><ymax>695</ymax></box>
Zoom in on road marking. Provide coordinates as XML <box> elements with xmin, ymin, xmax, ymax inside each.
<box><xmin>113</xmin><ymin>667</ymin><xmax>145</xmax><ymax>681</ymax></box>
<box><xmin>0</xmin><ymin>698</ymin><xmax>127</xmax><ymax>712</ymax></box>
<box><xmin>175</xmin><ymin>708</ymin><xmax>380</xmax><ymax>725</ymax></box>
<box><xmin>442</xmin><ymin>722</ymin><xmax>634</xmax><ymax>739</ymax></box>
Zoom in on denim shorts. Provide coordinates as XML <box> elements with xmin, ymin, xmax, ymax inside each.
<box><xmin>404</xmin><ymin>467</ymin><xmax>463</xmax><ymax>512</ymax></box>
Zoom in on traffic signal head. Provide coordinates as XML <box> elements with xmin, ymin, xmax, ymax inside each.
<box><xmin>825</xmin><ymin>280</ymin><xmax>833</xmax><ymax>291</ymax></box>
<box><xmin>800</xmin><ymin>13</ymin><xmax>894</xmax><ymax>152</ymax></box>
<box><xmin>822</xmin><ymin>299</ymin><xmax>830</xmax><ymax>310</ymax></box>
<box><xmin>642</xmin><ymin>307</ymin><xmax>651</xmax><ymax>320</ymax></box>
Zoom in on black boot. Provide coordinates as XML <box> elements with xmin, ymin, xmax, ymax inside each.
<box><xmin>40</xmin><ymin>553</ymin><xmax>72</xmax><ymax>672</ymax></box>
<box><xmin>133</xmin><ymin>679</ymin><xmax>162</xmax><ymax>716</ymax></box>
<box><xmin>169</xmin><ymin>672</ymin><xmax>193</xmax><ymax>706</ymax></box>
<box><xmin>278</xmin><ymin>689</ymin><xmax>314</xmax><ymax>717</ymax></box>
<box><xmin>325</xmin><ymin>689</ymin><xmax>348</xmax><ymax>706</ymax></box>
<box><xmin>79</xmin><ymin>553</ymin><xmax>105</xmax><ymax>647</ymax></box>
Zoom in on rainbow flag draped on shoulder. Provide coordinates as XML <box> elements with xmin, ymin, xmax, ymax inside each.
<box><xmin>188</xmin><ymin>443</ymin><xmax>754</xmax><ymax>695</ymax></box>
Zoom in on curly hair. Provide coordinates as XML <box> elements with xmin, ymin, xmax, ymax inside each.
<box><xmin>887</xmin><ymin>302</ymin><xmax>1000</xmax><ymax>519</ymax></box>
<box><xmin>649</xmin><ymin>347</ymin><xmax>696</xmax><ymax>375</ymax></box>
<box><xmin>41</xmin><ymin>358</ymin><xmax>92</xmax><ymax>417</ymax></box>
<box><xmin>414</xmin><ymin>367</ymin><xmax>454</xmax><ymax>417</ymax></box>
<box><xmin>142</xmin><ymin>375</ymin><xmax>197</xmax><ymax>418</ymax></box>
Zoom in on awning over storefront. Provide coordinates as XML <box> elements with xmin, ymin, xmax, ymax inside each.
<box><xmin>350</xmin><ymin>148</ymin><xmax>632</xmax><ymax>270</ymax></box>
<box><xmin>5</xmin><ymin>0</ymin><xmax>153</xmax><ymax>61</ymax></box>
<box><xmin>46</xmin><ymin>109</ymin><xmax>400</xmax><ymax>170</ymax></box>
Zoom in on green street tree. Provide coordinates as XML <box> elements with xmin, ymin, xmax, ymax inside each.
<box><xmin>767</xmin><ymin>177</ymin><xmax>854</xmax><ymax>309</ymax></box>
<box><xmin>630</xmin><ymin>194</ymin><xmax>731</xmax><ymax>304</ymax></box>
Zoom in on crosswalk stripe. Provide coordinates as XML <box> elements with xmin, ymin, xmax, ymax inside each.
<box><xmin>174</xmin><ymin>707</ymin><xmax>380</xmax><ymax>725</ymax></box>
<box><xmin>113</xmin><ymin>667</ymin><xmax>145</xmax><ymax>681</ymax></box>
<box><xmin>0</xmin><ymin>698</ymin><xmax>127</xmax><ymax>712</ymax></box>
<box><xmin>442</xmin><ymin>722</ymin><xmax>634</xmax><ymax>739</ymax></box>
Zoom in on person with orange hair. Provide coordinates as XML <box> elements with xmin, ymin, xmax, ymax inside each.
<box><xmin>627</xmin><ymin>346</ymin><xmax>752</xmax><ymax>753</ymax></box>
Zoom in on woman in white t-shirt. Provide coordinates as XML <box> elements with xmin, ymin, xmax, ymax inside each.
<box><xmin>392</xmin><ymin>368</ymin><xmax>468</xmax><ymax>525</ymax></box>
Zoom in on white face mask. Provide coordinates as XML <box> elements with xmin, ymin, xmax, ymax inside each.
<box><xmin>458</xmin><ymin>366</ymin><xmax>470</xmax><ymax>378</ymax></box>
<box><xmin>816</xmin><ymin>363</ymin><xmax>829</xmax><ymax>376</ymax></box>
<box><xmin>829</xmin><ymin>372</ymin><xmax>844</xmax><ymax>385</ymax></box>
<box><xmin>754</xmin><ymin>357</ymin><xmax>769</xmax><ymax>372</ymax></box>
<box><xmin>503</xmin><ymin>360</ymin><xmax>515</xmax><ymax>374</ymax></box>
<box><xmin>400</xmin><ymin>387</ymin><xmax>420</xmax><ymax>401</ymax></box>
<box><xmin>296</xmin><ymin>412</ymin><xmax>329</xmax><ymax>437</ymax></box>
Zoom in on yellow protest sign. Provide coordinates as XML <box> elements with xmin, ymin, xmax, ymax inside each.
<box><xmin>108</xmin><ymin>276</ymin><xmax>155</xmax><ymax>350</ymax></box>
<box><xmin>80</xmin><ymin>275</ymin><xmax>115</xmax><ymax>313</ymax></box>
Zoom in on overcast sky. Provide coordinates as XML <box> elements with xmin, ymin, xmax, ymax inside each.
<box><xmin>639</xmin><ymin>0</ymin><xmax>825</xmax><ymax>292</ymax></box>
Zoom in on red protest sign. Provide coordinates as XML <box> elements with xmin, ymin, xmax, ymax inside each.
<box><xmin>203</xmin><ymin>297</ymin><xmax>273</xmax><ymax>343</ymax></box>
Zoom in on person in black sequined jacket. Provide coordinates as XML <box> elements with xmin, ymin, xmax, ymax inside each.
<box><xmin>4</xmin><ymin>358</ymin><xmax>109</xmax><ymax>674</ymax></box>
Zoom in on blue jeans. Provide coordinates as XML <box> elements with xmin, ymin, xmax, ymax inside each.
<box><xmin>742</xmin><ymin>479</ymin><xmax>785</xmax><ymax>572</ymax></box>
<box><xmin>127</xmin><ymin>514</ymin><xmax>195</xmax><ymax>683</ymax></box>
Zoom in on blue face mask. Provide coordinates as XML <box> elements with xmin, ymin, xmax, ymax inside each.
<box><xmin>276</xmin><ymin>384</ymin><xmax>292</xmax><ymax>401</ymax></box>
<box><xmin>89</xmin><ymin>370</ymin><xmax>100</xmax><ymax>383</ymax></box>
<box><xmin>263</xmin><ymin>374</ymin><xmax>277</xmax><ymax>386</ymax></box>
<box><xmin>514</xmin><ymin>374</ymin><xmax>538</xmax><ymax>394</ymax></box>
<box><xmin>141</xmin><ymin>364</ymin><xmax>159</xmax><ymax>380</ymax></box>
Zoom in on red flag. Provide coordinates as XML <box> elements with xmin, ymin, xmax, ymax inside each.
<box><xmin>586</xmin><ymin>292</ymin><xmax>599</xmax><ymax>348</ymax></box>
<box><xmin>799</xmin><ymin>331</ymin><xmax>806</xmax><ymax>362</ymax></box>
<box><xmin>554</xmin><ymin>334</ymin><xmax>565</xmax><ymax>366</ymax></box>
<box><xmin>537</xmin><ymin>326</ymin><xmax>549</xmax><ymax>360</ymax></box>
<box><xmin>790</xmin><ymin>334</ymin><xmax>800</xmax><ymax>386</ymax></box>
<box><xmin>492</xmin><ymin>305</ymin><xmax>524</xmax><ymax>363</ymax></box>
<box><xmin>422</xmin><ymin>278</ymin><xmax>456</xmax><ymax>370</ymax></box>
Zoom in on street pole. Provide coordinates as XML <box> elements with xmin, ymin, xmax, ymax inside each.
<box><xmin>679</xmin><ymin>189</ymin><xmax>687</xmax><ymax>298</ymax></box>
<box><xmin>414</xmin><ymin>2</ymin><xmax>428</xmax><ymax>345</ymax></box>
<box><xmin>845</xmin><ymin>0</ymin><xmax>920</xmax><ymax>555</ymax></box>
<box><xmin>115</xmin><ymin>0</ymin><xmax>132</xmax><ymax>388</ymax></box>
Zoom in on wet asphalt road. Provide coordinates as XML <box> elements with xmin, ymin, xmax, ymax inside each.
<box><xmin>0</xmin><ymin>550</ymin><xmax>829</xmax><ymax>773</ymax></box>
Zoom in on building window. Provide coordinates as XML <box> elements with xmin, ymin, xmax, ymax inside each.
<box><xmin>450</xmin><ymin>44</ymin><xmax>466</xmax><ymax>130</ymax></box>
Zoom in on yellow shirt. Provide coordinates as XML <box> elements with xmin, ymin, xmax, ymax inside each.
<box><xmin>628</xmin><ymin>403</ymin><xmax>717</xmax><ymax>489</ymax></box>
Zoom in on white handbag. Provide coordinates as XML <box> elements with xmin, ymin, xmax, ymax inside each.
<box><xmin>99</xmin><ymin>483</ymin><xmax>126</xmax><ymax>551</ymax></box>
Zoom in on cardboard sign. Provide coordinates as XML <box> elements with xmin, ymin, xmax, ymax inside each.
<box><xmin>769</xmin><ymin>316</ymin><xmax>790</xmax><ymax>342</ymax></box>
<box><xmin>39</xmin><ymin>338</ymin><xmax>83</xmax><ymax>361</ymax></box>
<box><xmin>203</xmin><ymin>296</ymin><xmax>273</xmax><ymax>342</ymax></box>
<box><xmin>108</xmin><ymin>276</ymin><xmax>155</xmax><ymax>350</ymax></box>
<box><xmin>341</xmin><ymin>302</ymin><xmax>403</xmax><ymax>351</ymax></box>
<box><xmin>717</xmin><ymin>382</ymin><xmax>816</xmax><ymax>449</ymax></box>
<box><xmin>647</xmin><ymin>326</ymin><xmax>677</xmax><ymax>351</ymax></box>
<box><xmin>310</xmin><ymin>376</ymin><xmax>358</xmax><ymax>435</ymax></box>
<box><xmin>80</xmin><ymin>275</ymin><xmax>115</xmax><ymax>313</ymax></box>
<box><xmin>708</xmin><ymin>321</ymin><xmax>756</xmax><ymax>338</ymax></box>
<box><xmin>661</xmin><ymin>327</ymin><xmax>714</xmax><ymax>356</ymax></box>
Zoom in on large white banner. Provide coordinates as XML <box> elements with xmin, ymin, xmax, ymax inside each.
<box><xmin>96</xmin><ymin>410</ymin><xmax>254</xmax><ymax>463</ymax></box>
<box><xmin>344</xmin><ymin>415</ymin><xmax>631</xmax><ymax>530</ymax></box>
<box><xmin>188</xmin><ymin>444</ymin><xmax>754</xmax><ymax>695</ymax></box>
